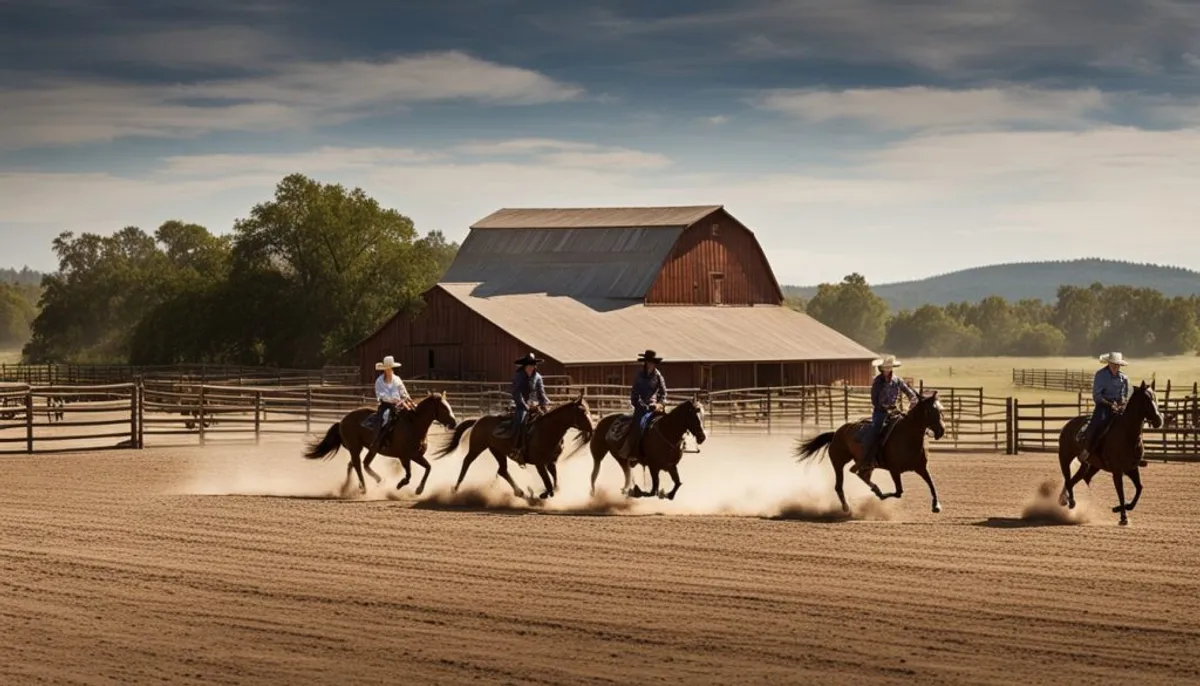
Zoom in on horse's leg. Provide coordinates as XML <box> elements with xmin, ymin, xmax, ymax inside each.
<box><xmin>410</xmin><ymin>454</ymin><xmax>432</xmax><ymax>495</ymax></box>
<box><xmin>620</xmin><ymin>460</ymin><xmax>634</xmax><ymax>496</ymax></box>
<box><xmin>874</xmin><ymin>470</ymin><xmax>904</xmax><ymax>500</ymax></box>
<box><xmin>546</xmin><ymin>462</ymin><xmax>558</xmax><ymax>493</ymax></box>
<box><xmin>664</xmin><ymin>464</ymin><xmax>683</xmax><ymax>500</ymax></box>
<box><xmin>535</xmin><ymin>464</ymin><xmax>554</xmax><ymax>499</ymax></box>
<box><xmin>1112</xmin><ymin>470</ymin><xmax>1128</xmax><ymax>525</ymax></box>
<box><xmin>650</xmin><ymin>467</ymin><xmax>665</xmax><ymax>499</ymax></box>
<box><xmin>363</xmin><ymin>450</ymin><xmax>385</xmax><ymax>485</ymax></box>
<box><xmin>1063</xmin><ymin>463</ymin><xmax>1097</xmax><ymax>510</ymax></box>
<box><xmin>493</xmin><ymin>448</ymin><xmax>528</xmax><ymax>499</ymax></box>
<box><xmin>453</xmin><ymin>446</ymin><xmax>485</xmax><ymax>493</ymax></box>
<box><xmin>349</xmin><ymin>447</ymin><xmax>367</xmax><ymax>494</ymax></box>
<box><xmin>1123</xmin><ymin>467</ymin><xmax>1143</xmax><ymax>512</ymax></box>
<box><xmin>590</xmin><ymin>453</ymin><xmax>604</xmax><ymax>496</ymax></box>
<box><xmin>915</xmin><ymin>467</ymin><xmax>941</xmax><ymax>513</ymax></box>
<box><xmin>395</xmin><ymin>456</ymin><xmax>413</xmax><ymax>490</ymax></box>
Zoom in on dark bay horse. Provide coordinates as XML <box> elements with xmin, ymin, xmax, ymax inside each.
<box><xmin>433</xmin><ymin>394</ymin><xmax>594</xmax><ymax>499</ymax></box>
<box><xmin>303</xmin><ymin>391</ymin><xmax>458</xmax><ymax>495</ymax></box>
<box><xmin>793</xmin><ymin>391</ymin><xmax>947</xmax><ymax>513</ymax></box>
<box><xmin>1057</xmin><ymin>381</ymin><xmax>1163</xmax><ymax>525</ymax></box>
<box><xmin>586</xmin><ymin>398</ymin><xmax>708</xmax><ymax>499</ymax></box>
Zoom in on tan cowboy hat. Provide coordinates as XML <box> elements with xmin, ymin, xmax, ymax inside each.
<box><xmin>375</xmin><ymin>355</ymin><xmax>402</xmax><ymax>371</ymax></box>
<box><xmin>871</xmin><ymin>354</ymin><xmax>902</xmax><ymax>369</ymax></box>
<box><xmin>1099</xmin><ymin>352</ymin><xmax>1128</xmax><ymax>366</ymax></box>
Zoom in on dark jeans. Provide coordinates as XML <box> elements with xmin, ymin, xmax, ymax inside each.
<box><xmin>1083</xmin><ymin>404</ymin><xmax>1114</xmax><ymax>449</ymax></box>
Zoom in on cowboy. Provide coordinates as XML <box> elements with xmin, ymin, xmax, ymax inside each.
<box><xmin>855</xmin><ymin>354</ymin><xmax>919</xmax><ymax>473</ymax></box>
<box><xmin>626</xmin><ymin>349</ymin><xmax>667</xmax><ymax>465</ymax></box>
<box><xmin>1079</xmin><ymin>352</ymin><xmax>1131</xmax><ymax>465</ymax></box>
<box><xmin>370</xmin><ymin>355</ymin><xmax>414</xmax><ymax>452</ymax></box>
<box><xmin>511</xmin><ymin>352</ymin><xmax>550</xmax><ymax>465</ymax></box>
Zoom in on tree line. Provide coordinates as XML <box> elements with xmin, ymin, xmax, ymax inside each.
<box><xmin>794</xmin><ymin>274</ymin><xmax>1200</xmax><ymax>357</ymax></box>
<box><xmin>21</xmin><ymin>174</ymin><xmax>458</xmax><ymax>367</ymax></box>
<box><xmin>0</xmin><ymin>268</ymin><xmax>42</xmax><ymax>350</ymax></box>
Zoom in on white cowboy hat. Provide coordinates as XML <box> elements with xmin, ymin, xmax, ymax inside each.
<box><xmin>375</xmin><ymin>355</ymin><xmax>402</xmax><ymax>371</ymax></box>
<box><xmin>1099</xmin><ymin>352</ymin><xmax>1128</xmax><ymax>366</ymax></box>
<box><xmin>871</xmin><ymin>354</ymin><xmax>902</xmax><ymax>369</ymax></box>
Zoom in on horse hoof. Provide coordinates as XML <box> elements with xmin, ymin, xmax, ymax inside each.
<box><xmin>841</xmin><ymin>503</ymin><xmax>850</xmax><ymax>514</ymax></box>
<box><xmin>932</xmin><ymin>503</ymin><xmax>942</xmax><ymax>513</ymax></box>
<box><xmin>415</xmin><ymin>485</ymin><xmax>425</xmax><ymax>496</ymax></box>
<box><xmin>1058</xmin><ymin>492</ymin><xmax>1068</xmax><ymax>507</ymax></box>
<box><xmin>1119</xmin><ymin>517</ymin><xmax>1129</xmax><ymax>526</ymax></box>
<box><xmin>1068</xmin><ymin>499</ymin><xmax>1076</xmax><ymax>510</ymax></box>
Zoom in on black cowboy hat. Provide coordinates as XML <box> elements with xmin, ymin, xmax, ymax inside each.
<box><xmin>637</xmin><ymin>349</ymin><xmax>664</xmax><ymax>363</ymax></box>
<box><xmin>514</xmin><ymin>352</ymin><xmax>544</xmax><ymax>366</ymax></box>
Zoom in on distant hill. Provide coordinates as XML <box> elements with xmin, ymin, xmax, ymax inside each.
<box><xmin>784</xmin><ymin>259</ymin><xmax>1200</xmax><ymax>311</ymax></box>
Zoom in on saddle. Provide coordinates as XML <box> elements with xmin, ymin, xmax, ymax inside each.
<box><xmin>607</xmin><ymin>412</ymin><xmax>663</xmax><ymax>460</ymax></box>
<box><xmin>1077</xmin><ymin>410</ymin><xmax>1124</xmax><ymax>470</ymax></box>
<box><xmin>854</xmin><ymin>412</ymin><xmax>903</xmax><ymax>453</ymax></box>
<box><xmin>492</xmin><ymin>409</ymin><xmax>543</xmax><ymax>441</ymax></box>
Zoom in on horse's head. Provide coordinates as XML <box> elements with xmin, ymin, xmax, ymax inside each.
<box><xmin>1129</xmin><ymin>381</ymin><xmax>1163</xmax><ymax>429</ymax></box>
<box><xmin>421</xmin><ymin>390</ymin><xmax>458</xmax><ymax>430</ymax></box>
<box><xmin>560</xmin><ymin>391</ymin><xmax>594</xmax><ymax>441</ymax></box>
<box><xmin>671</xmin><ymin>395</ymin><xmax>708</xmax><ymax>445</ymax></box>
<box><xmin>916</xmin><ymin>390</ymin><xmax>946</xmax><ymax>440</ymax></box>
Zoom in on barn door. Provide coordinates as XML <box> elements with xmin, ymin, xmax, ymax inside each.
<box><xmin>710</xmin><ymin>273</ymin><xmax>724</xmax><ymax>305</ymax></box>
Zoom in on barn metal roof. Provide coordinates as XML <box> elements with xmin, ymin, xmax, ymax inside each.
<box><xmin>470</xmin><ymin>206</ymin><xmax>722</xmax><ymax>229</ymax></box>
<box><xmin>438</xmin><ymin>283</ymin><xmax>877</xmax><ymax>363</ymax></box>
<box><xmin>440</xmin><ymin>225</ymin><xmax>682</xmax><ymax>299</ymax></box>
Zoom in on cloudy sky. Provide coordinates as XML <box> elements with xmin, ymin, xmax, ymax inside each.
<box><xmin>3</xmin><ymin>0</ymin><xmax>1200</xmax><ymax>285</ymax></box>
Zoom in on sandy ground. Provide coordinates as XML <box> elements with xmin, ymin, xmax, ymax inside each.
<box><xmin>3</xmin><ymin>433</ymin><xmax>1200</xmax><ymax>685</ymax></box>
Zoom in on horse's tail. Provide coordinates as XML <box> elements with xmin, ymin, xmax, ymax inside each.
<box><xmin>434</xmin><ymin>418</ymin><xmax>477</xmax><ymax>459</ymax></box>
<box><xmin>586</xmin><ymin>414</ymin><xmax>620</xmax><ymax>462</ymax></box>
<box><xmin>304</xmin><ymin>423</ymin><xmax>342</xmax><ymax>461</ymax></box>
<box><xmin>794</xmin><ymin>432</ymin><xmax>835</xmax><ymax>463</ymax></box>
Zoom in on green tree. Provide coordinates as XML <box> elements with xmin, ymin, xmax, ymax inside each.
<box><xmin>1009</xmin><ymin>323</ymin><xmax>1066</xmax><ymax>356</ymax></box>
<box><xmin>0</xmin><ymin>283</ymin><xmax>36</xmax><ymax>349</ymax></box>
<box><xmin>805</xmin><ymin>273</ymin><xmax>888</xmax><ymax>349</ymax></box>
<box><xmin>963</xmin><ymin>296</ymin><xmax>1020</xmax><ymax>354</ymax></box>
<box><xmin>1052</xmin><ymin>284</ymin><xmax>1103</xmax><ymax>354</ymax></box>
<box><xmin>224</xmin><ymin>174</ymin><xmax>455</xmax><ymax>367</ymax></box>
<box><xmin>885</xmin><ymin>305</ymin><xmax>983</xmax><ymax>356</ymax></box>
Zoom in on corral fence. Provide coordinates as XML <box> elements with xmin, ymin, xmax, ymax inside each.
<box><xmin>1012</xmin><ymin>368</ymin><xmax>1091</xmax><ymax>392</ymax></box>
<box><xmin>3</xmin><ymin>378</ymin><xmax>1197</xmax><ymax>460</ymax></box>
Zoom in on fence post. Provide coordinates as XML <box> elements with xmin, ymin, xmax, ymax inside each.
<box><xmin>137</xmin><ymin>381</ymin><xmax>145</xmax><ymax>449</ymax></box>
<box><xmin>254</xmin><ymin>391</ymin><xmax>262</xmax><ymax>445</ymax></box>
<box><xmin>129</xmin><ymin>383</ymin><xmax>137</xmax><ymax>449</ymax></box>
<box><xmin>198</xmin><ymin>384</ymin><xmax>207</xmax><ymax>447</ymax></box>
<box><xmin>766</xmin><ymin>387</ymin><xmax>773</xmax><ymax>435</ymax></box>
<box><xmin>305</xmin><ymin>388</ymin><xmax>312</xmax><ymax>434</ymax></box>
<box><xmin>1012</xmin><ymin>398</ymin><xmax>1021</xmax><ymax>454</ymax></box>
<box><xmin>25</xmin><ymin>388</ymin><xmax>33</xmax><ymax>454</ymax></box>
<box><xmin>842</xmin><ymin>386</ymin><xmax>849</xmax><ymax>422</ymax></box>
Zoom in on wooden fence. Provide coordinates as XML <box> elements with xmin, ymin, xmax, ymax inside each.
<box><xmin>1012</xmin><ymin>368</ymin><xmax>1091</xmax><ymax>392</ymax></box>
<box><xmin>4</xmin><ymin>378</ymin><xmax>1198</xmax><ymax>459</ymax></box>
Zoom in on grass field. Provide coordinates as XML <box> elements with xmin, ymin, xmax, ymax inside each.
<box><xmin>904</xmin><ymin>355</ymin><xmax>1200</xmax><ymax>401</ymax></box>
<box><xmin>0</xmin><ymin>350</ymin><xmax>20</xmax><ymax>364</ymax></box>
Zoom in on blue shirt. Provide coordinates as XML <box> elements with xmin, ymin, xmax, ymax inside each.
<box><xmin>630</xmin><ymin>369</ymin><xmax>667</xmax><ymax>411</ymax></box>
<box><xmin>512</xmin><ymin>369</ymin><xmax>549</xmax><ymax>410</ymax></box>
<box><xmin>871</xmin><ymin>373</ymin><xmax>918</xmax><ymax>411</ymax></box>
<box><xmin>1093</xmin><ymin>367</ymin><xmax>1129</xmax><ymax>406</ymax></box>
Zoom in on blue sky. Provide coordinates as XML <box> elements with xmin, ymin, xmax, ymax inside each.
<box><xmin>3</xmin><ymin>0</ymin><xmax>1200</xmax><ymax>286</ymax></box>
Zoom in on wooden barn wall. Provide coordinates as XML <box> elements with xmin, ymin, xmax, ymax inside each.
<box><xmin>561</xmin><ymin>360</ymin><xmax>871</xmax><ymax>390</ymax></box>
<box><xmin>356</xmin><ymin>288</ymin><xmax>566</xmax><ymax>383</ymax></box>
<box><xmin>645</xmin><ymin>210</ymin><xmax>782</xmax><ymax>306</ymax></box>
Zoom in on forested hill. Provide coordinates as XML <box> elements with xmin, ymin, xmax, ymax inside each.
<box><xmin>0</xmin><ymin>267</ymin><xmax>44</xmax><ymax>286</ymax></box>
<box><xmin>784</xmin><ymin>259</ymin><xmax>1200</xmax><ymax>311</ymax></box>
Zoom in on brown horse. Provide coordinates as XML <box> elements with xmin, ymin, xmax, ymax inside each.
<box><xmin>793</xmin><ymin>391</ymin><xmax>947</xmax><ymax>513</ymax></box>
<box><xmin>433</xmin><ymin>394</ymin><xmax>594</xmax><ymax>500</ymax></box>
<box><xmin>303</xmin><ymin>391</ymin><xmax>458</xmax><ymax>495</ymax></box>
<box><xmin>586</xmin><ymin>398</ymin><xmax>708</xmax><ymax>499</ymax></box>
<box><xmin>1057</xmin><ymin>381</ymin><xmax>1163</xmax><ymax>525</ymax></box>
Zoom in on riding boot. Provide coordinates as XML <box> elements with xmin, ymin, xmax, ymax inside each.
<box><xmin>625</xmin><ymin>421</ymin><xmax>642</xmax><ymax>466</ymax></box>
<box><xmin>512</xmin><ymin>421</ymin><xmax>527</xmax><ymax>467</ymax></box>
<box><xmin>854</xmin><ymin>437</ymin><xmax>877</xmax><ymax>474</ymax></box>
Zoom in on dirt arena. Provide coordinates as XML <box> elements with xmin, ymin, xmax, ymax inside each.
<box><xmin>4</xmin><ymin>434</ymin><xmax>1200</xmax><ymax>685</ymax></box>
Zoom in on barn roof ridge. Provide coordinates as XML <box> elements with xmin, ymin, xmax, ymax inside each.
<box><xmin>469</xmin><ymin>205</ymin><xmax>723</xmax><ymax>230</ymax></box>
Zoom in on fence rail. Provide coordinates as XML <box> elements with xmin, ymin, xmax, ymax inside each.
<box><xmin>3</xmin><ymin>379</ymin><xmax>1198</xmax><ymax>459</ymax></box>
<box><xmin>0</xmin><ymin>363</ymin><xmax>360</xmax><ymax>386</ymax></box>
<box><xmin>1012</xmin><ymin>368</ymin><xmax>1091</xmax><ymax>392</ymax></box>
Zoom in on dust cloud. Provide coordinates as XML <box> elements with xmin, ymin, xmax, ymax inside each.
<box><xmin>172</xmin><ymin>432</ymin><xmax>900</xmax><ymax>520</ymax></box>
<box><xmin>1020</xmin><ymin>479</ymin><xmax>1093</xmax><ymax>525</ymax></box>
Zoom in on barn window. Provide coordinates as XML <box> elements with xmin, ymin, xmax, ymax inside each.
<box><xmin>711</xmin><ymin>273</ymin><xmax>724</xmax><ymax>305</ymax></box>
<box><xmin>711</xmin><ymin>223</ymin><xmax>720</xmax><ymax>237</ymax></box>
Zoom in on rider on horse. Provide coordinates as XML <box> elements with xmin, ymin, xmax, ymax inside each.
<box><xmin>855</xmin><ymin>354</ymin><xmax>919</xmax><ymax>473</ymax></box>
<box><xmin>511</xmin><ymin>352</ymin><xmax>550</xmax><ymax>466</ymax></box>
<box><xmin>1078</xmin><ymin>352</ymin><xmax>1130</xmax><ymax>466</ymax></box>
<box><xmin>369</xmin><ymin>355</ymin><xmax>415</xmax><ymax>451</ymax></box>
<box><xmin>626</xmin><ymin>349</ymin><xmax>667</xmax><ymax>466</ymax></box>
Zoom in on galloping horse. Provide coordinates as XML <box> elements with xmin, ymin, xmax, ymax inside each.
<box><xmin>1057</xmin><ymin>381</ymin><xmax>1163</xmax><ymax>525</ymax></box>
<box><xmin>303</xmin><ymin>391</ymin><xmax>458</xmax><ymax>495</ymax></box>
<box><xmin>586</xmin><ymin>398</ymin><xmax>708</xmax><ymax>499</ymax></box>
<box><xmin>433</xmin><ymin>394</ymin><xmax>594</xmax><ymax>499</ymax></box>
<box><xmin>793</xmin><ymin>391</ymin><xmax>947</xmax><ymax>513</ymax></box>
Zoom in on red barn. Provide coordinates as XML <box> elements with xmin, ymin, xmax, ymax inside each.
<box><xmin>355</xmin><ymin>206</ymin><xmax>876</xmax><ymax>389</ymax></box>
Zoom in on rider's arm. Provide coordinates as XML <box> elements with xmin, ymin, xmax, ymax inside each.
<box><xmin>396</xmin><ymin>376</ymin><xmax>411</xmax><ymax>403</ymax></box>
<box><xmin>1092</xmin><ymin>369</ymin><xmax>1109</xmax><ymax>406</ymax></box>
<box><xmin>375</xmin><ymin>375</ymin><xmax>394</xmax><ymax>403</ymax></box>
<box><xmin>534</xmin><ymin>374</ymin><xmax>550</xmax><ymax>408</ymax></box>
<box><xmin>1121</xmin><ymin>375</ymin><xmax>1130</xmax><ymax>404</ymax></box>
<box><xmin>630</xmin><ymin>379</ymin><xmax>644</xmax><ymax>411</ymax></box>
<box><xmin>900</xmin><ymin>378</ymin><xmax>919</xmax><ymax>402</ymax></box>
<box><xmin>654</xmin><ymin>371</ymin><xmax>667</xmax><ymax>405</ymax></box>
<box><xmin>870</xmin><ymin>375</ymin><xmax>883</xmax><ymax>410</ymax></box>
<box><xmin>511</xmin><ymin>373</ymin><xmax>528</xmax><ymax>409</ymax></box>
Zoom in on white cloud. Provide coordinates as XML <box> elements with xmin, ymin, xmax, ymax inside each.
<box><xmin>0</xmin><ymin>51</ymin><xmax>583</xmax><ymax>148</ymax></box>
<box><xmin>5</xmin><ymin>127</ymin><xmax>1200</xmax><ymax>284</ymax></box>
<box><xmin>704</xmin><ymin>115</ymin><xmax>730</xmax><ymax>125</ymax></box>
<box><xmin>454</xmin><ymin>138</ymin><xmax>673</xmax><ymax>170</ymax></box>
<box><xmin>755</xmin><ymin>86</ymin><xmax>1111</xmax><ymax>130</ymax></box>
